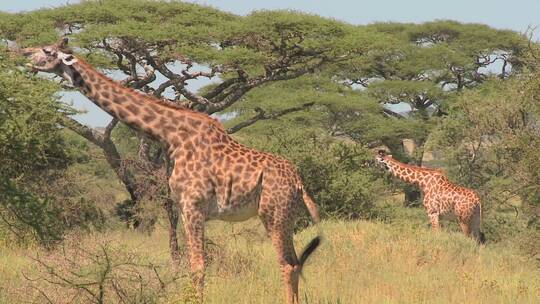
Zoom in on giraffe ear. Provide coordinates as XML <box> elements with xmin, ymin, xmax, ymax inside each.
<box><xmin>58</xmin><ymin>52</ymin><xmax>77</xmax><ymax>65</ymax></box>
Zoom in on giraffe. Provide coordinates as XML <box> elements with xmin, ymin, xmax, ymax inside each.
<box><xmin>17</xmin><ymin>38</ymin><xmax>321</xmax><ymax>304</ymax></box>
<box><xmin>375</xmin><ymin>150</ymin><xmax>485</xmax><ymax>244</ymax></box>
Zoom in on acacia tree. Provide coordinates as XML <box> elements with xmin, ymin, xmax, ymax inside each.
<box><xmin>0</xmin><ymin>0</ymin><xmax>377</xmax><ymax>260</ymax></box>
<box><xmin>330</xmin><ymin>20</ymin><xmax>528</xmax><ymax>204</ymax></box>
<box><xmin>335</xmin><ymin>20</ymin><xmax>526</xmax><ymax>141</ymax></box>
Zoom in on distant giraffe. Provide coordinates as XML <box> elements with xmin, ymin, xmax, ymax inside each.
<box><xmin>375</xmin><ymin>150</ymin><xmax>485</xmax><ymax>243</ymax></box>
<box><xmin>19</xmin><ymin>38</ymin><xmax>321</xmax><ymax>304</ymax></box>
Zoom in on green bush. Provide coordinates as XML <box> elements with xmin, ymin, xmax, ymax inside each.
<box><xmin>0</xmin><ymin>49</ymin><xmax>104</xmax><ymax>246</ymax></box>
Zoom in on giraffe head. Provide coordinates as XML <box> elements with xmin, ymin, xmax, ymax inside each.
<box><xmin>18</xmin><ymin>38</ymin><xmax>77</xmax><ymax>73</ymax></box>
<box><xmin>375</xmin><ymin>150</ymin><xmax>392</xmax><ymax>171</ymax></box>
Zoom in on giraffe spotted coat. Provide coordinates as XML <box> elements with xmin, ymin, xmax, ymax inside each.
<box><xmin>19</xmin><ymin>38</ymin><xmax>321</xmax><ymax>304</ymax></box>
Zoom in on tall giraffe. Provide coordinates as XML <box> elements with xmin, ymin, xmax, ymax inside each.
<box><xmin>375</xmin><ymin>150</ymin><xmax>485</xmax><ymax>243</ymax></box>
<box><xmin>18</xmin><ymin>38</ymin><xmax>321</xmax><ymax>304</ymax></box>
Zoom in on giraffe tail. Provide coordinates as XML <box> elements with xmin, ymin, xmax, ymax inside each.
<box><xmin>473</xmin><ymin>200</ymin><xmax>486</xmax><ymax>244</ymax></box>
<box><xmin>299</xmin><ymin>187</ymin><xmax>322</xmax><ymax>266</ymax></box>
<box><xmin>299</xmin><ymin>236</ymin><xmax>321</xmax><ymax>266</ymax></box>
<box><xmin>478</xmin><ymin>201</ymin><xmax>486</xmax><ymax>244</ymax></box>
<box><xmin>301</xmin><ymin>187</ymin><xmax>320</xmax><ymax>225</ymax></box>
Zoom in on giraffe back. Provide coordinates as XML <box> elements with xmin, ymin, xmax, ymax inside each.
<box><xmin>423</xmin><ymin>174</ymin><xmax>480</xmax><ymax>219</ymax></box>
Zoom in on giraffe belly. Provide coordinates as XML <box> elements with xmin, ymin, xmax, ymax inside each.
<box><xmin>207</xmin><ymin>190</ymin><xmax>260</xmax><ymax>222</ymax></box>
<box><xmin>212</xmin><ymin>201</ymin><xmax>258</xmax><ymax>222</ymax></box>
<box><xmin>208</xmin><ymin>175</ymin><xmax>263</xmax><ymax>222</ymax></box>
<box><xmin>440</xmin><ymin>212</ymin><xmax>456</xmax><ymax>220</ymax></box>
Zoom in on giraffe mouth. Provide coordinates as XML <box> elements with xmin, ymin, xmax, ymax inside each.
<box><xmin>19</xmin><ymin>48</ymin><xmax>59</xmax><ymax>72</ymax></box>
<box><xmin>29</xmin><ymin>62</ymin><xmax>53</xmax><ymax>72</ymax></box>
<box><xmin>375</xmin><ymin>159</ymin><xmax>390</xmax><ymax>171</ymax></box>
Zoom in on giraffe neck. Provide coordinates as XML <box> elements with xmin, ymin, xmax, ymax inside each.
<box><xmin>61</xmin><ymin>57</ymin><xmax>208</xmax><ymax>148</ymax></box>
<box><xmin>383</xmin><ymin>157</ymin><xmax>439</xmax><ymax>190</ymax></box>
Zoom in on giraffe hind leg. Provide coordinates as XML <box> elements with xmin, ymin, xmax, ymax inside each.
<box><xmin>261</xmin><ymin>214</ymin><xmax>320</xmax><ymax>304</ymax></box>
<box><xmin>181</xmin><ymin>199</ymin><xmax>206</xmax><ymax>302</ymax></box>
<box><xmin>259</xmin><ymin>193</ymin><xmax>302</xmax><ymax>304</ymax></box>
<box><xmin>458</xmin><ymin>218</ymin><xmax>471</xmax><ymax>237</ymax></box>
<box><xmin>269</xmin><ymin>222</ymin><xmax>301</xmax><ymax>304</ymax></box>
<box><xmin>427</xmin><ymin>211</ymin><xmax>441</xmax><ymax>231</ymax></box>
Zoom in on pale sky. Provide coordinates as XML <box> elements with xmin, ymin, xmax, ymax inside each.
<box><xmin>3</xmin><ymin>0</ymin><xmax>539</xmax><ymax>32</ymax></box>
<box><xmin>2</xmin><ymin>0</ymin><xmax>539</xmax><ymax>127</ymax></box>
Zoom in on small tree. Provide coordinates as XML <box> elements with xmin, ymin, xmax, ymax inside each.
<box><xmin>0</xmin><ymin>49</ymin><xmax>102</xmax><ymax>245</ymax></box>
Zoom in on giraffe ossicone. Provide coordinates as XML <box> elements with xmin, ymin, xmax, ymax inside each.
<box><xmin>18</xmin><ymin>38</ymin><xmax>322</xmax><ymax>304</ymax></box>
<box><xmin>375</xmin><ymin>150</ymin><xmax>485</xmax><ymax>244</ymax></box>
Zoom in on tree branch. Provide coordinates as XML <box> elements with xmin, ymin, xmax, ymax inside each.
<box><xmin>207</xmin><ymin>58</ymin><xmax>327</xmax><ymax>114</ymax></box>
<box><xmin>202</xmin><ymin>77</ymin><xmax>242</xmax><ymax>100</ymax></box>
<box><xmin>227</xmin><ymin>102</ymin><xmax>315</xmax><ymax>134</ymax></box>
<box><xmin>125</xmin><ymin>63</ymin><xmax>156</xmax><ymax>89</ymax></box>
<box><xmin>104</xmin><ymin>118</ymin><xmax>118</xmax><ymax>139</ymax></box>
<box><xmin>60</xmin><ymin>116</ymin><xmax>140</xmax><ymax>204</ymax></box>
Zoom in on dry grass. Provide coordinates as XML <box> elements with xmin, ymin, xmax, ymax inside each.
<box><xmin>1</xmin><ymin>220</ymin><xmax>539</xmax><ymax>304</ymax></box>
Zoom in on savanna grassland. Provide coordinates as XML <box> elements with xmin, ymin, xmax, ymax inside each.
<box><xmin>2</xmin><ymin>216</ymin><xmax>539</xmax><ymax>304</ymax></box>
<box><xmin>1</xmin><ymin>1</ymin><xmax>540</xmax><ymax>303</ymax></box>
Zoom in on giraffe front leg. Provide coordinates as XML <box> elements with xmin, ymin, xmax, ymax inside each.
<box><xmin>458</xmin><ymin>217</ymin><xmax>471</xmax><ymax>237</ymax></box>
<box><xmin>181</xmin><ymin>205</ymin><xmax>206</xmax><ymax>302</ymax></box>
<box><xmin>428</xmin><ymin>211</ymin><xmax>441</xmax><ymax>231</ymax></box>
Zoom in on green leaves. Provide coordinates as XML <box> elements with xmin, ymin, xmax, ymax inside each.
<box><xmin>341</xmin><ymin>20</ymin><xmax>527</xmax><ymax>92</ymax></box>
<box><xmin>0</xmin><ymin>49</ymin><xmax>101</xmax><ymax>246</ymax></box>
<box><xmin>368</xmin><ymin>80</ymin><xmax>444</xmax><ymax>107</ymax></box>
<box><xmin>0</xmin><ymin>0</ymin><xmax>373</xmax><ymax>73</ymax></box>
<box><xmin>0</xmin><ymin>179</ymin><xmax>64</xmax><ymax>245</ymax></box>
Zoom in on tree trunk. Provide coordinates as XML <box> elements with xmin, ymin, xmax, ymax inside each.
<box><xmin>101</xmin><ymin>137</ymin><xmax>141</xmax><ymax>205</ymax></box>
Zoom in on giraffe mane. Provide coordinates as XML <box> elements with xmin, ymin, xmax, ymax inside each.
<box><xmin>73</xmin><ymin>56</ymin><xmax>221</xmax><ymax>125</ymax></box>
<box><xmin>386</xmin><ymin>157</ymin><xmax>444</xmax><ymax>174</ymax></box>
